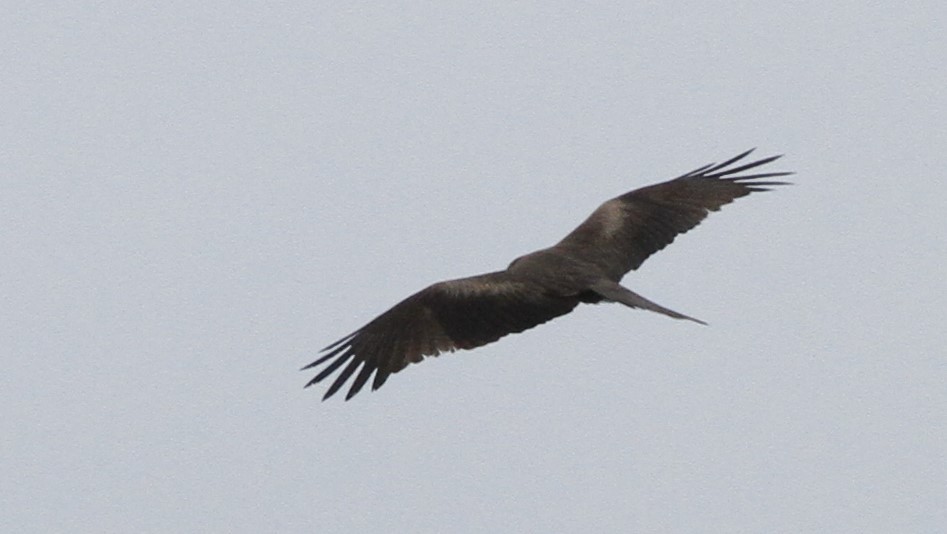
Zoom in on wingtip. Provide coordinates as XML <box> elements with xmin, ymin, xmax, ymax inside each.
<box><xmin>727</xmin><ymin>148</ymin><xmax>757</xmax><ymax>162</ymax></box>
<box><xmin>321</xmin><ymin>382</ymin><xmax>341</xmax><ymax>401</ymax></box>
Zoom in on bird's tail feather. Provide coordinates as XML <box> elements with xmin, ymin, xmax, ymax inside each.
<box><xmin>590</xmin><ymin>280</ymin><xmax>707</xmax><ymax>325</ymax></box>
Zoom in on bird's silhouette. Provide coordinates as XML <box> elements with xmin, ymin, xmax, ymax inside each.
<box><xmin>305</xmin><ymin>149</ymin><xmax>791</xmax><ymax>400</ymax></box>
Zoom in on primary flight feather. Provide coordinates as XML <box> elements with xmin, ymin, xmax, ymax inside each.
<box><xmin>305</xmin><ymin>149</ymin><xmax>791</xmax><ymax>400</ymax></box>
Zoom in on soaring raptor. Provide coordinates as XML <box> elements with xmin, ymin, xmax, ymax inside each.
<box><xmin>305</xmin><ymin>149</ymin><xmax>790</xmax><ymax>400</ymax></box>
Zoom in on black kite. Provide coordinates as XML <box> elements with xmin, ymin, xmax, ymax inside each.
<box><xmin>305</xmin><ymin>150</ymin><xmax>790</xmax><ymax>400</ymax></box>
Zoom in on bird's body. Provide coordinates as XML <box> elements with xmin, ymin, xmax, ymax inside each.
<box><xmin>305</xmin><ymin>150</ymin><xmax>791</xmax><ymax>400</ymax></box>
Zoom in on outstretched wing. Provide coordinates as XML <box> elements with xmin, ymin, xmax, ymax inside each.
<box><xmin>554</xmin><ymin>149</ymin><xmax>791</xmax><ymax>280</ymax></box>
<box><xmin>304</xmin><ymin>271</ymin><xmax>579</xmax><ymax>400</ymax></box>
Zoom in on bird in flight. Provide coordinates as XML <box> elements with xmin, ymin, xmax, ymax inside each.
<box><xmin>305</xmin><ymin>149</ymin><xmax>791</xmax><ymax>400</ymax></box>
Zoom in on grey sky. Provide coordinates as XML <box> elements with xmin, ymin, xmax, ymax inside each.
<box><xmin>3</xmin><ymin>2</ymin><xmax>945</xmax><ymax>532</ymax></box>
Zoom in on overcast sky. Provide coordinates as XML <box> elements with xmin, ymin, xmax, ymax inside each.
<box><xmin>3</xmin><ymin>2</ymin><xmax>946</xmax><ymax>533</ymax></box>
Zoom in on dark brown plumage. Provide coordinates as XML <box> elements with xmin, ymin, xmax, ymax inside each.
<box><xmin>305</xmin><ymin>149</ymin><xmax>791</xmax><ymax>400</ymax></box>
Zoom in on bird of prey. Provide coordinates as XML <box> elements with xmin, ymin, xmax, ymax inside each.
<box><xmin>305</xmin><ymin>149</ymin><xmax>790</xmax><ymax>400</ymax></box>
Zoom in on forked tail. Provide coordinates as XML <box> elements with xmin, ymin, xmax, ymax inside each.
<box><xmin>590</xmin><ymin>279</ymin><xmax>707</xmax><ymax>325</ymax></box>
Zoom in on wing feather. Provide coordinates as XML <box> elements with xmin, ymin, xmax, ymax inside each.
<box><xmin>554</xmin><ymin>149</ymin><xmax>791</xmax><ymax>279</ymax></box>
<box><xmin>304</xmin><ymin>271</ymin><xmax>579</xmax><ymax>400</ymax></box>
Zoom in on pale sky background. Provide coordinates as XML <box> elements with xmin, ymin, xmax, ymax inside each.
<box><xmin>3</xmin><ymin>2</ymin><xmax>946</xmax><ymax>533</ymax></box>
